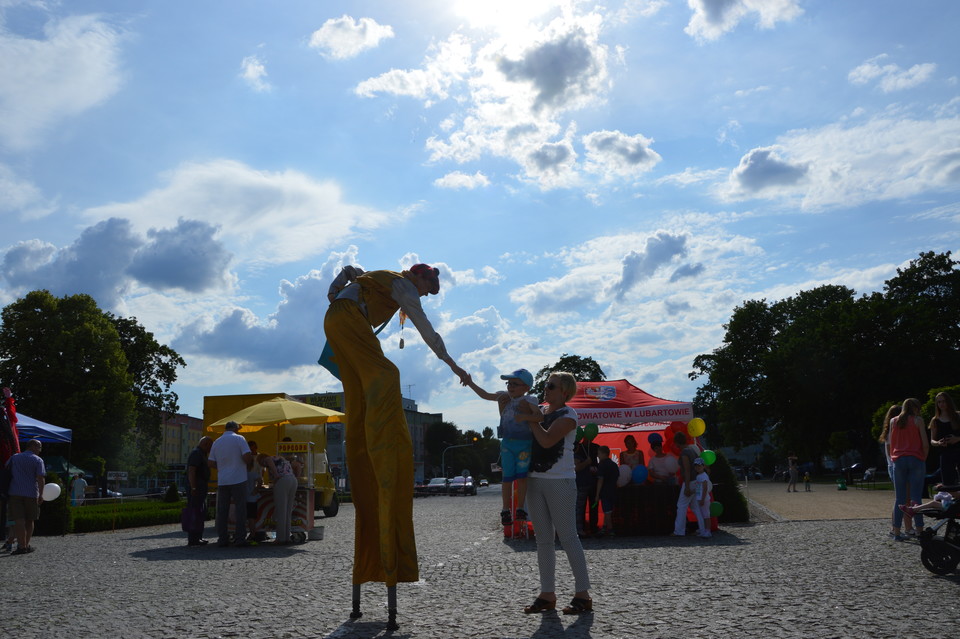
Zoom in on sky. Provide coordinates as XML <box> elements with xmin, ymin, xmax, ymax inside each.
<box><xmin>1</xmin><ymin>0</ymin><xmax>958</xmax><ymax>434</ymax></box>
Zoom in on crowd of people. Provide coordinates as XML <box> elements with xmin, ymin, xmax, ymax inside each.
<box><xmin>183</xmin><ymin>424</ymin><xmax>305</xmax><ymax>548</ymax></box>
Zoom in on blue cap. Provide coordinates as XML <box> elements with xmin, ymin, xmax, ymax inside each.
<box><xmin>647</xmin><ymin>433</ymin><xmax>663</xmax><ymax>446</ymax></box>
<box><xmin>500</xmin><ymin>368</ymin><xmax>533</xmax><ymax>387</ymax></box>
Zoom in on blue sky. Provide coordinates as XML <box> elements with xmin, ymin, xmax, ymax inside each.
<box><xmin>1</xmin><ymin>0</ymin><xmax>958</xmax><ymax>432</ymax></box>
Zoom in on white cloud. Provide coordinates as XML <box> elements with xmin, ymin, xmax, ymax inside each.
<box><xmin>612</xmin><ymin>232</ymin><xmax>689</xmax><ymax>300</ymax></box>
<box><xmin>726</xmin><ymin>146</ymin><xmax>809</xmax><ymax>196</ymax></box>
<box><xmin>717</xmin><ymin>111</ymin><xmax>960</xmax><ymax>209</ymax></box>
<box><xmin>127</xmin><ymin>219</ymin><xmax>233</xmax><ymax>292</ymax></box>
<box><xmin>81</xmin><ymin>159</ymin><xmax>394</xmax><ymax>266</ymax></box>
<box><xmin>0</xmin><ymin>163</ymin><xmax>57</xmax><ymax>219</ymax></box>
<box><xmin>582</xmin><ymin>129</ymin><xmax>662</xmax><ymax>180</ymax></box>
<box><xmin>684</xmin><ymin>0</ymin><xmax>802</xmax><ymax>42</ymax></box>
<box><xmin>1</xmin><ymin>218</ymin><xmax>139</xmax><ymax>309</ymax></box>
<box><xmin>309</xmin><ymin>15</ymin><xmax>394</xmax><ymax>60</ymax></box>
<box><xmin>0</xmin><ymin>13</ymin><xmax>124</xmax><ymax>150</ymax></box>
<box><xmin>848</xmin><ymin>54</ymin><xmax>936</xmax><ymax>93</ymax></box>
<box><xmin>0</xmin><ymin>217</ymin><xmax>236</xmax><ymax>310</ymax></box>
<box><xmin>409</xmin><ymin>13</ymin><xmax>613</xmax><ymax>189</ymax></box>
<box><xmin>240</xmin><ymin>54</ymin><xmax>271</xmax><ymax>92</ymax></box>
<box><xmin>355</xmin><ymin>33</ymin><xmax>472</xmax><ymax>103</ymax></box>
<box><xmin>433</xmin><ymin>170</ymin><xmax>491</xmax><ymax>189</ymax></box>
<box><xmin>174</xmin><ymin>269</ymin><xmax>331</xmax><ymax>371</ymax></box>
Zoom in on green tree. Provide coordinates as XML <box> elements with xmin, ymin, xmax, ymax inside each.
<box><xmin>109</xmin><ymin>314</ymin><xmax>186</xmax><ymax>469</ymax></box>
<box><xmin>532</xmin><ymin>353</ymin><xmax>605</xmax><ymax>400</ymax></box>
<box><xmin>0</xmin><ymin>291</ymin><xmax>183</xmax><ymax>467</ymax></box>
<box><xmin>689</xmin><ymin>252</ymin><xmax>960</xmax><ymax>466</ymax></box>
<box><xmin>689</xmin><ymin>299</ymin><xmax>777</xmax><ymax>449</ymax></box>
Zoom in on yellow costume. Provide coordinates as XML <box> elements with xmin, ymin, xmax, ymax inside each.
<box><xmin>324</xmin><ymin>270</ymin><xmax>421</xmax><ymax>586</ymax></box>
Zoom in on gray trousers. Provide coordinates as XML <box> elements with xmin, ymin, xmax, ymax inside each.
<box><xmin>216</xmin><ymin>482</ymin><xmax>247</xmax><ymax>543</ymax></box>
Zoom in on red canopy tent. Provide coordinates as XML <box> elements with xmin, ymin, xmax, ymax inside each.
<box><xmin>566</xmin><ymin>379</ymin><xmax>693</xmax><ymax>462</ymax></box>
<box><xmin>566</xmin><ymin>379</ymin><xmax>693</xmax><ymax>426</ymax></box>
<box><xmin>564</xmin><ymin>379</ymin><xmax>714</xmax><ymax>533</ymax></box>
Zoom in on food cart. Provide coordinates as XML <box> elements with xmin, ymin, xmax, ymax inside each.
<box><xmin>203</xmin><ymin>395</ymin><xmax>344</xmax><ymax>542</ymax></box>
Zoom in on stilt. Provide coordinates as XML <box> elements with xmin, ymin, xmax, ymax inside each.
<box><xmin>350</xmin><ymin>584</ymin><xmax>362</xmax><ymax>619</ymax></box>
<box><xmin>386</xmin><ymin>585</ymin><xmax>399</xmax><ymax>631</ymax></box>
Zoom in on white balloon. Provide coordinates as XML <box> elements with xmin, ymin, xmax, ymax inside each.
<box><xmin>42</xmin><ymin>483</ymin><xmax>61</xmax><ymax>501</ymax></box>
<box><xmin>616</xmin><ymin>465</ymin><xmax>632</xmax><ymax>487</ymax></box>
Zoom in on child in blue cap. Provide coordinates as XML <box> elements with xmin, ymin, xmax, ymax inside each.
<box><xmin>465</xmin><ymin>368</ymin><xmax>542</xmax><ymax>525</ymax></box>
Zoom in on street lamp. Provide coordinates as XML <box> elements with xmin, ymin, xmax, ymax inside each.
<box><xmin>441</xmin><ymin>441</ymin><xmax>474</xmax><ymax>480</ymax></box>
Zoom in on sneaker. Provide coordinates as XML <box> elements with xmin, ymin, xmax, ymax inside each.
<box><xmin>500</xmin><ymin>510</ymin><xmax>512</xmax><ymax>526</ymax></box>
<box><xmin>888</xmin><ymin>531</ymin><xmax>905</xmax><ymax>541</ymax></box>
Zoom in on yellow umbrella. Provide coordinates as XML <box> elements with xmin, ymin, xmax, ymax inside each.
<box><xmin>208</xmin><ymin>397</ymin><xmax>344</xmax><ymax>434</ymax></box>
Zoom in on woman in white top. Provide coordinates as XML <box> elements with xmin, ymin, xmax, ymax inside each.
<box><xmin>522</xmin><ymin>371</ymin><xmax>592</xmax><ymax>616</ymax></box>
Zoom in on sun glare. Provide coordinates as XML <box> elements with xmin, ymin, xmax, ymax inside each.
<box><xmin>452</xmin><ymin>0</ymin><xmax>563</xmax><ymax>31</ymax></box>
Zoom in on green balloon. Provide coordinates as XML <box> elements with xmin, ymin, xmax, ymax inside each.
<box><xmin>709</xmin><ymin>501</ymin><xmax>723</xmax><ymax>517</ymax></box>
<box><xmin>576</xmin><ymin>426</ymin><xmax>585</xmax><ymax>440</ymax></box>
<box><xmin>584</xmin><ymin>423</ymin><xmax>599</xmax><ymax>440</ymax></box>
<box><xmin>701</xmin><ymin>449</ymin><xmax>717</xmax><ymax>466</ymax></box>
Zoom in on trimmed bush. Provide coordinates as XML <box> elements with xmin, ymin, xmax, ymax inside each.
<box><xmin>71</xmin><ymin>500</ymin><xmax>185</xmax><ymax>533</ymax></box>
<box><xmin>710</xmin><ymin>450</ymin><xmax>750</xmax><ymax>523</ymax></box>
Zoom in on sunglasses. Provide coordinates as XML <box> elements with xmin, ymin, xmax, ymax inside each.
<box><xmin>506</xmin><ymin>381</ymin><xmax>526</xmax><ymax>387</ymax></box>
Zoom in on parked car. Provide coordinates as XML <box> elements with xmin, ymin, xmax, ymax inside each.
<box><xmin>479</xmin><ymin>478</ymin><xmax>489</xmax><ymax>487</ymax></box>
<box><xmin>448</xmin><ymin>476</ymin><xmax>477</xmax><ymax>496</ymax></box>
<box><xmin>425</xmin><ymin>477</ymin><xmax>449</xmax><ymax>495</ymax></box>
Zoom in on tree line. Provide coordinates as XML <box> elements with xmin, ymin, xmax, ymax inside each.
<box><xmin>689</xmin><ymin>251</ymin><xmax>960</xmax><ymax>467</ymax></box>
<box><xmin>0</xmin><ymin>290</ymin><xmax>184</xmax><ymax>473</ymax></box>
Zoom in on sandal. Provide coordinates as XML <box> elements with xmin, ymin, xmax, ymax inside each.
<box><xmin>523</xmin><ymin>597</ymin><xmax>556</xmax><ymax>614</ymax></box>
<box><xmin>515</xmin><ymin>508</ymin><xmax>528</xmax><ymax>521</ymax></box>
<box><xmin>562</xmin><ymin>597</ymin><xmax>593</xmax><ymax>615</ymax></box>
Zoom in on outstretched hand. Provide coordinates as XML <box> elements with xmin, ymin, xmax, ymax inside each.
<box><xmin>449</xmin><ymin>363</ymin><xmax>470</xmax><ymax>385</ymax></box>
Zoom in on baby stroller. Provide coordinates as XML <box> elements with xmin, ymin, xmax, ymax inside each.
<box><xmin>918</xmin><ymin>487</ymin><xmax>960</xmax><ymax>575</ymax></box>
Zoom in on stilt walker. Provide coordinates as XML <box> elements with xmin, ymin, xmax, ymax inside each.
<box><xmin>323</xmin><ymin>263</ymin><xmax>469</xmax><ymax>631</ymax></box>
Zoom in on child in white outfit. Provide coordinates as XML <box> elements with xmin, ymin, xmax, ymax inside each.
<box><xmin>693</xmin><ymin>458</ymin><xmax>712</xmax><ymax>538</ymax></box>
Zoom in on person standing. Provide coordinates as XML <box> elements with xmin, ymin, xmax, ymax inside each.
<box><xmin>6</xmin><ymin>439</ymin><xmax>45</xmax><ymax>555</ymax></box>
<box><xmin>522</xmin><ymin>371</ymin><xmax>592</xmax><ymax>616</ymax></box>
<box><xmin>889</xmin><ymin>398</ymin><xmax>929</xmax><ymax>541</ymax></box>
<box><xmin>672</xmin><ymin>431</ymin><xmax>703</xmax><ymax>537</ymax></box>
<box><xmin>463</xmin><ymin>368</ymin><xmax>541</xmax><ymax>526</ymax></box>
<box><xmin>244</xmin><ymin>440</ymin><xmax>265</xmax><ymax>543</ymax></box>
<box><xmin>71</xmin><ymin>473</ymin><xmax>88</xmax><ymax>506</ymax></box>
<box><xmin>0</xmin><ymin>386</ymin><xmax>20</xmax><ymax>547</ymax></box>
<box><xmin>260</xmin><ymin>452</ymin><xmax>301</xmax><ymax>545</ymax></box>
<box><xmin>929</xmin><ymin>392</ymin><xmax>960</xmax><ymax>485</ymax></box>
<box><xmin>185</xmin><ymin>436</ymin><xmax>212</xmax><ymax>546</ymax></box>
<box><xmin>787</xmin><ymin>452</ymin><xmax>799</xmax><ymax>493</ymax></box>
<box><xmin>208</xmin><ymin>422</ymin><xmax>253</xmax><ymax>547</ymax></box>
<box><xmin>324</xmin><ymin>262</ymin><xmax>469</xmax><ymax>630</ymax></box>
<box><xmin>573</xmin><ymin>437</ymin><xmax>599</xmax><ymax>537</ymax></box>
<box><xmin>647</xmin><ymin>433</ymin><xmax>679</xmax><ymax>485</ymax></box>
<box><xmin>594</xmin><ymin>445</ymin><xmax>619</xmax><ymax>537</ymax></box>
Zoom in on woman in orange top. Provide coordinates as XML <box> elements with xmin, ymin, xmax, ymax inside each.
<box><xmin>888</xmin><ymin>398</ymin><xmax>929</xmax><ymax>540</ymax></box>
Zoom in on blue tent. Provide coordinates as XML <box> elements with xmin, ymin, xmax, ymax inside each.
<box><xmin>15</xmin><ymin>412</ymin><xmax>73</xmax><ymax>444</ymax></box>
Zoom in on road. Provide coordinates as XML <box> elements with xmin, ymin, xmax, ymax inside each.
<box><xmin>2</xmin><ymin>483</ymin><xmax>952</xmax><ymax>638</ymax></box>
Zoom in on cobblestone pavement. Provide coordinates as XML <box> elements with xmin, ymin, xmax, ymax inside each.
<box><xmin>2</xmin><ymin>485</ymin><xmax>956</xmax><ymax>639</ymax></box>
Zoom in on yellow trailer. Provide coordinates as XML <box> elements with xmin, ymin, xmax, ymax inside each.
<box><xmin>202</xmin><ymin>393</ymin><xmax>341</xmax><ymax>517</ymax></box>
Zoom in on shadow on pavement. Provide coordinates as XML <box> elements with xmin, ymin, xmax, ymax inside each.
<box><xmin>500</xmin><ymin>529</ymin><xmax>749</xmax><ymax>552</ymax></box>
<box><xmin>129</xmin><ymin>543</ymin><xmax>304</xmax><ymax>561</ymax></box>
<box><xmin>530</xmin><ymin>610</ymin><xmax>594</xmax><ymax>638</ymax></box>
